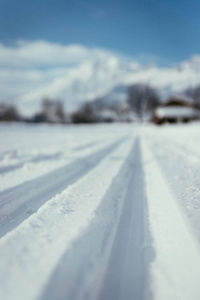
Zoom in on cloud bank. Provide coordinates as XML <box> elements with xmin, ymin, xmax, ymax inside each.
<box><xmin>0</xmin><ymin>40</ymin><xmax>111</xmax><ymax>68</ymax></box>
<box><xmin>0</xmin><ymin>40</ymin><xmax>114</xmax><ymax>103</ymax></box>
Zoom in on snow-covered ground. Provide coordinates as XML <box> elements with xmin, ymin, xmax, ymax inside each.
<box><xmin>1</xmin><ymin>122</ymin><xmax>200</xmax><ymax>300</ymax></box>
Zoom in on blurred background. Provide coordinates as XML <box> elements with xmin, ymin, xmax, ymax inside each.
<box><xmin>1</xmin><ymin>0</ymin><xmax>200</xmax><ymax>125</ymax></box>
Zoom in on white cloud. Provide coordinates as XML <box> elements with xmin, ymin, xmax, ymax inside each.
<box><xmin>0</xmin><ymin>40</ymin><xmax>111</xmax><ymax>68</ymax></box>
<box><xmin>0</xmin><ymin>67</ymin><xmax>71</xmax><ymax>100</ymax></box>
<box><xmin>0</xmin><ymin>40</ymin><xmax>114</xmax><ymax>103</ymax></box>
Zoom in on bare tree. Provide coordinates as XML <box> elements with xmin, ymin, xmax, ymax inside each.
<box><xmin>55</xmin><ymin>101</ymin><xmax>65</xmax><ymax>123</ymax></box>
<box><xmin>127</xmin><ymin>83</ymin><xmax>159</xmax><ymax>121</ymax></box>
<box><xmin>71</xmin><ymin>102</ymin><xmax>97</xmax><ymax>123</ymax></box>
<box><xmin>41</xmin><ymin>98</ymin><xmax>66</xmax><ymax>123</ymax></box>
<box><xmin>184</xmin><ymin>85</ymin><xmax>200</xmax><ymax>108</ymax></box>
<box><xmin>0</xmin><ymin>103</ymin><xmax>20</xmax><ymax>121</ymax></box>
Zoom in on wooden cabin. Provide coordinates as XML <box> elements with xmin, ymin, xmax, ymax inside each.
<box><xmin>154</xmin><ymin>97</ymin><xmax>200</xmax><ymax>125</ymax></box>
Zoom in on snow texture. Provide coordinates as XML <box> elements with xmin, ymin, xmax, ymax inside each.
<box><xmin>1</xmin><ymin>123</ymin><xmax>200</xmax><ymax>300</ymax></box>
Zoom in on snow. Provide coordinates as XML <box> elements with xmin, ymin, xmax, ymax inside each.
<box><xmin>1</xmin><ymin>123</ymin><xmax>200</xmax><ymax>300</ymax></box>
<box><xmin>155</xmin><ymin>106</ymin><xmax>199</xmax><ymax>118</ymax></box>
<box><xmin>142</xmin><ymin>140</ymin><xmax>200</xmax><ymax>300</ymax></box>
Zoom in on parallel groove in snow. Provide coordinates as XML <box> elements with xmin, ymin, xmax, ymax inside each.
<box><xmin>141</xmin><ymin>139</ymin><xmax>200</xmax><ymax>300</ymax></box>
<box><xmin>145</xmin><ymin>135</ymin><xmax>200</xmax><ymax>242</ymax></box>
<box><xmin>0</xmin><ymin>137</ymin><xmax>126</xmax><ymax>238</ymax></box>
<box><xmin>0</xmin><ymin>137</ymin><xmax>135</xmax><ymax>300</ymax></box>
<box><xmin>1</xmin><ymin>125</ymin><xmax>200</xmax><ymax>300</ymax></box>
<box><xmin>40</xmin><ymin>138</ymin><xmax>150</xmax><ymax>300</ymax></box>
<box><xmin>97</xmin><ymin>139</ymin><xmax>150</xmax><ymax>300</ymax></box>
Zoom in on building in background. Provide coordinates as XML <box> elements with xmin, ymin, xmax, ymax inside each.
<box><xmin>154</xmin><ymin>96</ymin><xmax>200</xmax><ymax>124</ymax></box>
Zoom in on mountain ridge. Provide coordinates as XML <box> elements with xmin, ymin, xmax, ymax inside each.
<box><xmin>17</xmin><ymin>53</ymin><xmax>200</xmax><ymax>116</ymax></box>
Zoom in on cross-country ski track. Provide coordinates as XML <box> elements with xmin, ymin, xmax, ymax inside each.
<box><xmin>1</xmin><ymin>123</ymin><xmax>200</xmax><ymax>300</ymax></box>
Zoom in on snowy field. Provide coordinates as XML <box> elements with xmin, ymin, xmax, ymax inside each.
<box><xmin>1</xmin><ymin>122</ymin><xmax>200</xmax><ymax>300</ymax></box>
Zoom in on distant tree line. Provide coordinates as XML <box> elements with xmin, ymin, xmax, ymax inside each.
<box><xmin>2</xmin><ymin>82</ymin><xmax>200</xmax><ymax>124</ymax></box>
<box><xmin>0</xmin><ymin>84</ymin><xmax>161</xmax><ymax>124</ymax></box>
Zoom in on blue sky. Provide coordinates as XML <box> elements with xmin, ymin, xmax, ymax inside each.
<box><xmin>0</xmin><ymin>0</ymin><xmax>200</xmax><ymax>65</ymax></box>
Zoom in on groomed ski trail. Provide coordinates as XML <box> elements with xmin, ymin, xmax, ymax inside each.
<box><xmin>1</xmin><ymin>124</ymin><xmax>200</xmax><ymax>300</ymax></box>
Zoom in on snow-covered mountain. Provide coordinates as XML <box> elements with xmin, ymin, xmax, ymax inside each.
<box><xmin>16</xmin><ymin>53</ymin><xmax>200</xmax><ymax>116</ymax></box>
